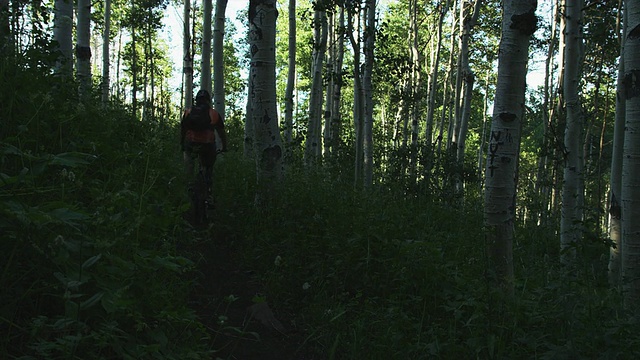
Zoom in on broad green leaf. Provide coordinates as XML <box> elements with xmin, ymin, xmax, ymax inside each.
<box><xmin>82</xmin><ymin>254</ymin><xmax>102</xmax><ymax>269</ymax></box>
<box><xmin>80</xmin><ymin>292</ymin><xmax>104</xmax><ymax>310</ymax></box>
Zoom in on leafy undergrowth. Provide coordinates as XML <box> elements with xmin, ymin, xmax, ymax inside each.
<box><xmin>4</xmin><ymin>59</ymin><xmax>640</xmax><ymax>359</ymax></box>
<box><xmin>1</xmin><ymin>61</ymin><xmax>211</xmax><ymax>358</ymax></box>
<box><xmin>211</xmin><ymin>158</ymin><xmax>640</xmax><ymax>359</ymax></box>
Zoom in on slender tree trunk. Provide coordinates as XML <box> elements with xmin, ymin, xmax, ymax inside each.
<box><xmin>534</xmin><ymin>0</ymin><xmax>558</xmax><ymax>225</ymax></box>
<box><xmin>622</xmin><ymin>0</ymin><xmax>640</xmax><ymax>305</ymax></box>
<box><xmin>284</xmin><ymin>0</ymin><xmax>296</xmax><ymax>158</ymax></box>
<box><xmin>362</xmin><ymin>0</ymin><xmax>376</xmax><ymax>188</ymax></box>
<box><xmin>560</xmin><ymin>0</ymin><xmax>584</xmax><ymax>261</ymax></box>
<box><xmin>183</xmin><ymin>0</ymin><xmax>193</xmax><ymax>107</ymax></box>
<box><xmin>249</xmin><ymin>0</ymin><xmax>283</xmax><ymax>206</ymax></box>
<box><xmin>201</xmin><ymin>0</ymin><xmax>213</xmax><ymax>93</ymax></box>
<box><xmin>76</xmin><ymin>0</ymin><xmax>92</xmax><ymax>100</ymax></box>
<box><xmin>53</xmin><ymin>0</ymin><xmax>73</xmax><ymax>77</ymax></box>
<box><xmin>213</xmin><ymin>0</ymin><xmax>227</xmax><ymax>117</ymax></box>
<box><xmin>330</xmin><ymin>6</ymin><xmax>345</xmax><ymax>155</ymax></box>
<box><xmin>101</xmin><ymin>0</ymin><xmax>111</xmax><ymax>105</ymax></box>
<box><xmin>348</xmin><ymin>5</ymin><xmax>363</xmax><ymax>186</ymax></box>
<box><xmin>305</xmin><ymin>2</ymin><xmax>328</xmax><ymax>166</ymax></box>
<box><xmin>609</xmin><ymin>0</ymin><xmax>625</xmax><ymax>287</ymax></box>
<box><xmin>323</xmin><ymin>10</ymin><xmax>334</xmax><ymax>157</ymax></box>
<box><xmin>0</xmin><ymin>0</ymin><xmax>9</xmax><ymax>55</ymax></box>
<box><xmin>425</xmin><ymin>0</ymin><xmax>448</xmax><ymax>146</ymax></box>
<box><xmin>484</xmin><ymin>0</ymin><xmax>537</xmax><ymax>292</ymax></box>
<box><xmin>455</xmin><ymin>0</ymin><xmax>482</xmax><ymax>194</ymax></box>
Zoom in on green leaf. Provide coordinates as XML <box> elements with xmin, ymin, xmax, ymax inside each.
<box><xmin>80</xmin><ymin>292</ymin><xmax>104</xmax><ymax>310</ymax></box>
<box><xmin>50</xmin><ymin>152</ymin><xmax>95</xmax><ymax>167</ymax></box>
<box><xmin>82</xmin><ymin>254</ymin><xmax>102</xmax><ymax>269</ymax></box>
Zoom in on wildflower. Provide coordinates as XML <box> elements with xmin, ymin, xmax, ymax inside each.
<box><xmin>302</xmin><ymin>282</ymin><xmax>311</xmax><ymax>290</ymax></box>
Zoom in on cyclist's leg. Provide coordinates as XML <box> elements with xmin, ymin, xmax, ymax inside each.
<box><xmin>183</xmin><ymin>142</ymin><xmax>196</xmax><ymax>176</ymax></box>
<box><xmin>200</xmin><ymin>143</ymin><xmax>217</xmax><ymax>205</ymax></box>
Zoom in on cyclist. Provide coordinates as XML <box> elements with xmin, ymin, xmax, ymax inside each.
<box><xmin>181</xmin><ymin>89</ymin><xmax>228</xmax><ymax>206</ymax></box>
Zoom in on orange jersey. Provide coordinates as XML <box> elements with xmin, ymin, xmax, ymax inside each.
<box><xmin>182</xmin><ymin>107</ymin><xmax>222</xmax><ymax>143</ymax></box>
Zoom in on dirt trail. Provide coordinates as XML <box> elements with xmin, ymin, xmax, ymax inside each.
<box><xmin>188</xmin><ymin>226</ymin><xmax>317</xmax><ymax>360</ymax></box>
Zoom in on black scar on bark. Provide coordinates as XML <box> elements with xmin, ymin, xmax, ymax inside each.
<box><xmin>499</xmin><ymin>112</ymin><xmax>516</xmax><ymax>122</ymax></box>
<box><xmin>510</xmin><ymin>9</ymin><xmax>538</xmax><ymax>36</ymax></box>
<box><xmin>262</xmin><ymin>145</ymin><xmax>282</xmax><ymax>171</ymax></box>
<box><xmin>623</xmin><ymin>69</ymin><xmax>640</xmax><ymax>100</ymax></box>
<box><xmin>629</xmin><ymin>24</ymin><xmax>640</xmax><ymax>39</ymax></box>
<box><xmin>75</xmin><ymin>45</ymin><xmax>91</xmax><ymax>60</ymax></box>
<box><xmin>262</xmin><ymin>110</ymin><xmax>271</xmax><ymax>124</ymax></box>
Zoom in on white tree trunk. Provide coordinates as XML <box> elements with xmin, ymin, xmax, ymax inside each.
<box><xmin>183</xmin><ymin>0</ymin><xmax>193</xmax><ymax>107</ymax></box>
<box><xmin>101</xmin><ymin>0</ymin><xmax>111</xmax><ymax>105</ymax></box>
<box><xmin>53</xmin><ymin>0</ymin><xmax>73</xmax><ymax>76</ymax></box>
<box><xmin>284</xmin><ymin>0</ymin><xmax>296</xmax><ymax>153</ymax></box>
<box><xmin>348</xmin><ymin>6</ymin><xmax>363</xmax><ymax>186</ymax></box>
<box><xmin>0</xmin><ymin>0</ymin><xmax>8</xmax><ymax>54</ymax></box>
<box><xmin>76</xmin><ymin>0</ymin><xmax>92</xmax><ymax>99</ymax></box>
<box><xmin>560</xmin><ymin>0</ymin><xmax>585</xmax><ymax>261</ymax></box>
<box><xmin>329</xmin><ymin>6</ymin><xmax>345</xmax><ymax>155</ymax></box>
<box><xmin>425</xmin><ymin>1</ymin><xmax>448</xmax><ymax>145</ymax></box>
<box><xmin>622</xmin><ymin>0</ymin><xmax>640</xmax><ymax>305</ymax></box>
<box><xmin>201</xmin><ymin>0</ymin><xmax>213</xmax><ymax>93</ymax></box>
<box><xmin>305</xmin><ymin>3</ymin><xmax>328</xmax><ymax>166</ymax></box>
<box><xmin>249</xmin><ymin>0</ymin><xmax>283</xmax><ymax>204</ymax></box>
<box><xmin>455</xmin><ymin>0</ymin><xmax>482</xmax><ymax>193</ymax></box>
<box><xmin>213</xmin><ymin>0</ymin><xmax>227</xmax><ymax>118</ymax></box>
<box><xmin>608</xmin><ymin>0</ymin><xmax>625</xmax><ymax>287</ymax></box>
<box><xmin>362</xmin><ymin>0</ymin><xmax>375</xmax><ymax>188</ymax></box>
<box><xmin>484</xmin><ymin>0</ymin><xmax>537</xmax><ymax>291</ymax></box>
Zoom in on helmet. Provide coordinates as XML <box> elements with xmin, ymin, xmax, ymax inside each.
<box><xmin>195</xmin><ymin>89</ymin><xmax>211</xmax><ymax>104</ymax></box>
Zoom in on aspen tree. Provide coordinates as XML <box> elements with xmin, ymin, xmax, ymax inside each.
<box><xmin>362</xmin><ymin>0</ymin><xmax>375</xmax><ymax>188</ymax></box>
<box><xmin>305</xmin><ymin>1</ymin><xmax>328</xmax><ymax>166</ymax></box>
<box><xmin>213</xmin><ymin>0</ymin><xmax>227</xmax><ymax>118</ymax></box>
<box><xmin>101</xmin><ymin>0</ymin><xmax>111</xmax><ymax>105</ymax></box>
<box><xmin>201</xmin><ymin>0</ymin><xmax>212</xmax><ymax>93</ymax></box>
<box><xmin>455</xmin><ymin>0</ymin><xmax>481</xmax><ymax>164</ymax></box>
<box><xmin>622</xmin><ymin>0</ymin><xmax>640</xmax><ymax>305</ymax></box>
<box><xmin>53</xmin><ymin>0</ymin><xmax>73</xmax><ymax>77</ymax></box>
<box><xmin>484</xmin><ymin>0</ymin><xmax>537</xmax><ymax>291</ymax></box>
<box><xmin>284</xmin><ymin>0</ymin><xmax>296</xmax><ymax>155</ymax></box>
<box><xmin>609</xmin><ymin>0</ymin><xmax>625</xmax><ymax>287</ymax></box>
<box><xmin>249</xmin><ymin>0</ymin><xmax>283</xmax><ymax>204</ymax></box>
<box><xmin>183</xmin><ymin>0</ymin><xmax>193</xmax><ymax>107</ymax></box>
<box><xmin>560</xmin><ymin>0</ymin><xmax>585</xmax><ymax>261</ymax></box>
<box><xmin>0</xmin><ymin>0</ymin><xmax>8</xmax><ymax>54</ymax></box>
<box><xmin>76</xmin><ymin>0</ymin><xmax>92</xmax><ymax>99</ymax></box>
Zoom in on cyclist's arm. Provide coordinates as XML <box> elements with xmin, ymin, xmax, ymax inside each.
<box><xmin>211</xmin><ymin>109</ymin><xmax>228</xmax><ymax>151</ymax></box>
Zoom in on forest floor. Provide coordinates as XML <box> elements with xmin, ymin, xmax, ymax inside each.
<box><xmin>187</xmin><ymin>221</ymin><xmax>319</xmax><ymax>360</ymax></box>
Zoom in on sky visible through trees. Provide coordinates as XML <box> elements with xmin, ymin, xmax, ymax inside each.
<box><xmin>162</xmin><ymin>0</ymin><xmax>550</xmax><ymax>108</ymax></box>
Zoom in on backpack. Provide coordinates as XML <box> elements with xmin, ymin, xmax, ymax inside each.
<box><xmin>184</xmin><ymin>104</ymin><xmax>212</xmax><ymax>131</ymax></box>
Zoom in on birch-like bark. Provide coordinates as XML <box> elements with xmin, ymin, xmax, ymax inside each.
<box><xmin>455</xmin><ymin>0</ymin><xmax>482</xmax><ymax>194</ymax></box>
<box><xmin>560</xmin><ymin>0</ymin><xmax>585</xmax><ymax>261</ymax></box>
<box><xmin>53</xmin><ymin>0</ymin><xmax>73</xmax><ymax>77</ymax></box>
<box><xmin>101</xmin><ymin>0</ymin><xmax>111</xmax><ymax>105</ymax></box>
<box><xmin>323</xmin><ymin>10</ymin><xmax>335</xmax><ymax>157</ymax></box>
<box><xmin>284</xmin><ymin>0</ymin><xmax>296</xmax><ymax>153</ymax></box>
<box><xmin>329</xmin><ymin>6</ymin><xmax>345</xmax><ymax>155</ymax></box>
<box><xmin>183</xmin><ymin>0</ymin><xmax>193</xmax><ymax>107</ymax></box>
<box><xmin>362</xmin><ymin>0</ymin><xmax>375</xmax><ymax>188</ymax></box>
<box><xmin>348</xmin><ymin>5</ymin><xmax>363</xmax><ymax>186</ymax></box>
<box><xmin>213</xmin><ymin>0</ymin><xmax>227</xmax><ymax>118</ymax></box>
<box><xmin>201</xmin><ymin>0</ymin><xmax>213</xmax><ymax>93</ymax></box>
<box><xmin>76</xmin><ymin>0</ymin><xmax>92</xmax><ymax>100</ymax></box>
<box><xmin>484</xmin><ymin>0</ymin><xmax>537</xmax><ymax>292</ymax></box>
<box><xmin>0</xmin><ymin>0</ymin><xmax>8</xmax><ymax>54</ymax></box>
<box><xmin>249</xmin><ymin>0</ymin><xmax>283</xmax><ymax>204</ymax></box>
<box><xmin>622</xmin><ymin>0</ymin><xmax>640</xmax><ymax>305</ymax></box>
<box><xmin>425</xmin><ymin>1</ymin><xmax>448</xmax><ymax>145</ymax></box>
<box><xmin>305</xmin><ymin>2</ymin><xmax>328</xmax><ymax>166</ymax></box>
<box><xmin>609</xmin><ymin>0</ymin><xmax>625</xmax><ymax>287</ymax></box>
